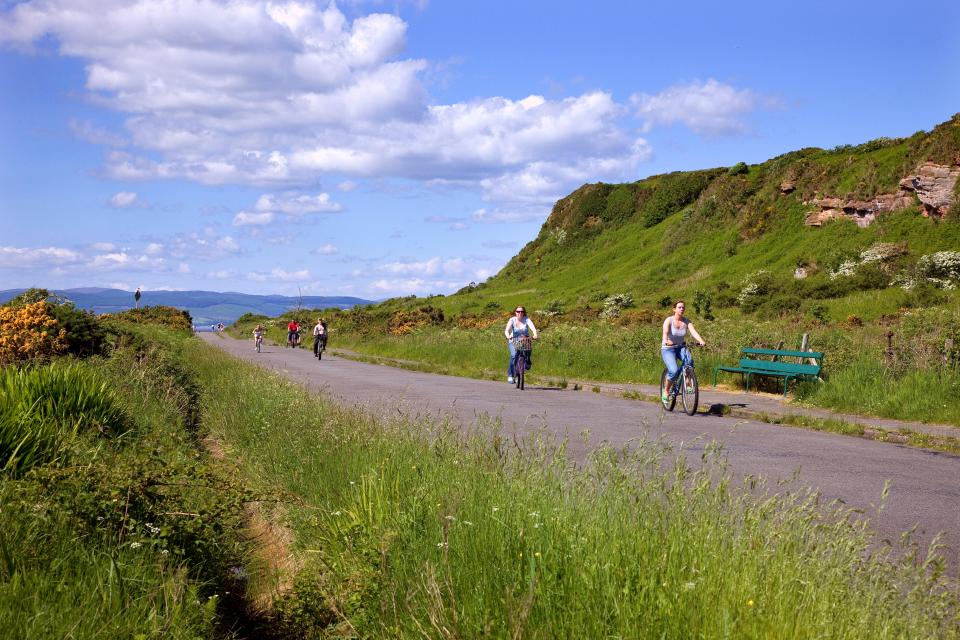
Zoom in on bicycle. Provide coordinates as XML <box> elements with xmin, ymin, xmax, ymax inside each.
<box><xmin>512</xmin><ymin>336</ymin><xmax>533</xmax><ymax>390</ymax></box>
<box><xmin>255</xmin><ymin>334</ymin><xmax>263</xmax><ymax>353</ymax></box>
<box><xmin>314</xmin><ymin>337</ymin><xmax>326</xmax><ymax>360</ymax></box>
<box><xmin>660</xmin><ymin>344</ymin><xmax>700</xmax><ymax>416</ymax></box>
<box><xmin>288</xmin><ymin>330</ymin><xmax>301</xmax><ymax>349</ymax></box>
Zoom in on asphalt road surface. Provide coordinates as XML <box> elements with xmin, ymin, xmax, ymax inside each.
<box><xmin>202</xmin><ymin>333</ymin><xmax>960</xmax><ymax>573</ymax></box>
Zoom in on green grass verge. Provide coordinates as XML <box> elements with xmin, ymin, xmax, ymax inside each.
<box><xmin>181</xmin><ymin>338</ymin><xmax>960</xmax><ymax>638</ymax></box>
<box><xmin>0</xmin><ymin>325</ymin><xmax>249</xmax><ymax>639</ymax></box>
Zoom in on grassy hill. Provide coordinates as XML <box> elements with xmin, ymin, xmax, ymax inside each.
<box><xmin>426</xmin><ymin>113</ymin><xmax>960</xmax><ymax>320</ymax></box>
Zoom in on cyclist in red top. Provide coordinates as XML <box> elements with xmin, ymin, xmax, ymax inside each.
<box><xmin>287</xmin><ymin>319</ymin><xmax>301</xmax><ymax>347</ymax></box>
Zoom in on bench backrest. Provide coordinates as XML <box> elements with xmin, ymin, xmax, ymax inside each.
<box><xmin>738</xmin><ymin>358</ymin><xmax>821</xmax><ymax>376</ymax></box>
<box><xmin>741</xmin><ymin>347</ymin><xmax>823</xmax><ymax>362</ymax></box>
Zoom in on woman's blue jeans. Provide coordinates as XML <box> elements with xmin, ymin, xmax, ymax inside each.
<box><xmin>661</xmin><ymin>345</ymin><xmax>693</xmax><ymax>383</ymax></box>
<box><xmin>507</xmin><ymin>339</ymin><xmax>531</xmax><ymax>378</ymax></box>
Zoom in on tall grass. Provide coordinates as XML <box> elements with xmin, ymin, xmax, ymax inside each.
<box><xmin>0</xmin><ymin>363</ymin><xmax>129</xmax><ymax>474</ymax></box>
<box><xmin>184</xmin><ymin>339</ymin><xmax>960</xmax><ymax>638</ymax></box>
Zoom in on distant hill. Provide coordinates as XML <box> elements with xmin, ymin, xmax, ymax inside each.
<box><xmin>0</xmin><ymin>288</ymin><xmax>372</xmax><ymax>326</ymax></box>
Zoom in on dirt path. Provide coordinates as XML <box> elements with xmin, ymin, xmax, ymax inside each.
<box><xmin>201</xmin><ymin>333</ymin><xmax>960</xmax><ymax>573</ymax></box>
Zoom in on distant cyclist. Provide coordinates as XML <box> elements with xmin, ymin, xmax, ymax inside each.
<box><xmin>312</xmin><ymin>317</ymin><xmax>328</xmax><ymax>358</ymax></box>
<box><xmin>287</xmin><ymin>318</ymin><xmax>301</xmax><ymax>348</ymax></box>
<box><xmin>661</xmin><ymin>300</ymin><xmax>705</xmax><ymax>401</ymax></box>
<box><xmin>253</xmin><ymin>323</ymin><xmax>264</xmax><ymax>351</ymax></box>
<box><xmin>504</xmin><ymin>305</ymin><xmax>538</xmax><ymax>384</ymax></box>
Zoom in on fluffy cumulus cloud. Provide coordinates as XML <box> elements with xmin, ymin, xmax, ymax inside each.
<box><xmin>631</xmin><ymin>79</ymin><xmax>770</xmax><ymax>136</ymax></box>
<box><xmin>0</xmin><ymin>0</ymin><xmax>655</xmax><ymax>212</ymax></box>
<box><xmin>312</xmin><ymin>243</ymin><xmax>339</xmax><ymax>255</ymax></box>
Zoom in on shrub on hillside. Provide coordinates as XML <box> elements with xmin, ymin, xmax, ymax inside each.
<box><xmin>0</xmin><ymin>301</ymin><xmax>68</xmax><ymax>365</ymax></box>
<box><xmin>600</xmin><ymin>293</ymin><xmax>634</xmax><ymax>319</ymax></box>
<box><xmin>3</xmin><ymin>288</ymin><xmax>106</xmax><ymax>357</ymax></box>
<box><xmin>727</xmin><ymin>161</ymin><xmax>749</xmax><ymax>176</ymax></box>
<box><xmin>112</xmin><ymin>305</ymin><xmax>193</xmax><ymax>331</ymax></box>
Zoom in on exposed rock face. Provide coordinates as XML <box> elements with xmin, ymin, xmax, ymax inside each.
<box><xmin>804</xmin><ymin>162</ymin><xmax>958</xmax><ymax>226</ymax></box>
<box><xmin>899</xmin><ymin>161</ymin><xmax>960</xmax><ymax>218</ymax></box>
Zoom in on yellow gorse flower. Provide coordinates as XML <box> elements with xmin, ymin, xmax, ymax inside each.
<box><xmin>0</xmin><ymin>301</ymin><xmax>68</xmax><ymax>364</ymax></box>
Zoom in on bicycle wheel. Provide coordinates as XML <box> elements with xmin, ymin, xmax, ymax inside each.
<box><xmin>256</xmin><ymin>339</ymin><xmax>261</xmax><ymax>353</ymax></box>
<box><xmin>681</xmin><ymin>367</ymin><xmax>699</xmax><ymax>416</ymax></box>
<box><xmin>660</xmin><ymin>369</ymin><xmax>676</xmax><ymax>411</ymax></box>
<box><xmin>516</xmin><ymin>354</ymin><xmax>524</xmax><ymax>390</ymax></box>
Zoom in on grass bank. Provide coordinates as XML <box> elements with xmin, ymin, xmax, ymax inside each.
<box><xmin>182</xmin><ymin>338</ymin><xmax>960</xmax><ymax>638</ymax></box>
<box><xmin>0</xmin><ymin>324</ymin><xmax>249</xmax><ymax>639</ymax></box>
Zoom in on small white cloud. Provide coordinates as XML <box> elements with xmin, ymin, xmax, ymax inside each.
<box><xmin>471</xmin><ymin>207</ymin><xmax>546</xmax><ymax>224</ymax></box>
<box><xmin>248</xmin><ymin>267</ymin><xmax>311</xmax><ymax>282</ymax></box>
<box><xmin>379</xmin><ymin>257</ymin><xmax>465</xmax><ymax>277</ymax></box>
<box><xmin>207</xmin><ymin>269</ymin><xmax>235</xmax><ymax>279</ymax></box>
<box><xmin>233</xmin><ymin>211</ymin><xmax>276</xmax><ymax>226</ymax></box>
<box><xmin>144</xmin><ymin>242</ymin><xmax>164</xmax><ymax>255</ymax></box>
<box><xmin>312</xmin><ymin>244</ymin><xmax>339</xmax><ymax>255</ymax></box>
<box><xmin>88</xmin><ymin>252</ymin><xmax>164</xmax><ymax>271</ymax></box>
<box><xmin>631</xmin><ymin>79</ymin><xmax>769</xmax><ymax>136</ymax></box>
<box><xmin>337</xmin><ymin>180</ymin><xmax>359</xmax><ymax>191</ymax></box>
<box><xmin>254</xmin><ymin>191</ymin><xmax>342</xmax><ymax>215</ymax></box>
<box><xmin>108</xmin><ymin>191</ymin><xmax>146</xmax><ymax>208</ymax></box>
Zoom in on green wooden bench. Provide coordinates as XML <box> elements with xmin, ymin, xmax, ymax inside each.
<box><xmin>713</xmin><ymin>347</ymin><xmax>824</xmax><ymax>395</ymax></box>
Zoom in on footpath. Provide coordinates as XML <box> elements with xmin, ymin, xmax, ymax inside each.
<box><xmin>329</xmin><ymin>348</ymin><xmax>960</xmax><ymax>446</ymax></box>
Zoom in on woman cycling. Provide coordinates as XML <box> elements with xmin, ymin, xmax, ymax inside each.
<box><xmin>253</xmin><ymin>323</ymin><xmax>265</xmax><ymax>351</ymax></box>
<box><xmin>661</xmin><ymin>300</ymin><xmax>705</xmax><ymax>401</ymax></box>
<box><xmin>504</xmin><ymin>306</ymin><xmax>538</xmax><ymax>383</ymax></box>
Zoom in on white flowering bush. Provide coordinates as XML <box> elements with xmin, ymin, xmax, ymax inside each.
<box><xmin>600</xmin><ymin>293</ymin><xmax>634</xmax><ymax>319</ymax></box>
<box><xmin>736</xmin><ymin>270</ymin><xmax>771</xmax><ymax>306</ymax></box>
<box><xmin>917</xmin><ymin>251</ymin><xmax>960</xmax><ymax>281</ymax></box>
<box><xmin>896</xmin><ymin>251</ymin><xmax>960</xmax><ymax>291</ymax></box>
<box><xmin>536</xmin><ymin>300</ymin><xmax>564</xmax><ymax>317</ymax></box>
<box><xmin>830</xmin><ymin>242</ymin><xmax>907</xmax><ymax>279</ymax></box>
<box><xmin>551</xmin><ymin>228</ymin><xmax>568</xmax><ymax>245</ymax></box>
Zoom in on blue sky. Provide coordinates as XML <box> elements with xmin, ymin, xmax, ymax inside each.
<box><xmin>1</xmin><ymin>0</ymin><xmax>958</xmax><ymax>298</ymax></box>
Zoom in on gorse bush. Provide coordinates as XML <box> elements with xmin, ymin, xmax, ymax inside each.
<box><xmin>0</xmin><ymin>363</ymin><xmax>130</xmax><ymax>474</ymax></box>
<box><xmin>0</xmin><ymin>301</ymin><xmax>67</xmax><ymax>365</ymax></box>
<box><xmin>113</xmin><ymin>305</ymin><xmax>193</xmax><ymax>331</ymax></box>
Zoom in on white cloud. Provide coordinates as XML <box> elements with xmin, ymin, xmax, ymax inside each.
<box><xmin>207</xmin><ymin>269</ymin><xmax>235</xmax><ymax>279</ymax></box>
<box><xmin>1</xmin><ymin>1</ymin><xmax>657</xmax><ymax>216</ymax></box>
<box><xmin>109</xmin><ymin>191</ymin><xmax>141</xmax><ymax>208</ymax></box>
<box><xmin>337</xmin><ymin>180</ymin><xmax>359</xmax><ymax>191</ymax></box>
<box><xmin>144</xmin><ymin>242</ymin><xmax>164</xmax><ymax>255</ymax></box>
<box><xmin>164</xmin><ymin>231</ymin><xmax>242</xmax><ymax>260</ymax></box>
<box><xmin>233</xmin><ymin>211</ymin><xmax>276</xmax><ymax>226</ymax></box>
<box><xmin>88</xmin><ymin>252</ymin><xmax>164</xmax><ymax>271</ymax></box>
<box><xmin>471</xmin><ymin>207</ymin><xmax>546</xmax><ymax>224</ymax></box>
<box><xmin>248</xmin><ymin>267</ymin><xmax>311</xmax><ymax>282</ymax></box>
<box><xmin>631</xmin><ymin>79</ymin><xmax>767</xmax><ymax>136</ymax></box>
<box><xmin>370</xmin><ymin>278</ymin><xmax>462</xmax><ymax>296</ymax></box>
<box><xmin>379</xmin><ymin>257</ymin><xmax>466</xmax><ymax>277</ymax></box>
<box><xmin>312</xmin><ymin>244</ymin><xmax>339</xmax><ymax>255</ymax></box>
<box><xmin>254</xmin><ymin>191</ymin><xmax>342</xmax><ymax>215</ymax></box>
<box><xmin>90</xmin><ymin>241</ymin><xmax>116</xmax><ymax>251</ymax></box>
<box><xmin>0</xmin><ymin>245</ymin><xmax>81</xmax><ymax>267</ymax></box>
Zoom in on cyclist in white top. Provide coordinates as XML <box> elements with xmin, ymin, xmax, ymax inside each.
<box><xmin>312</xmin><ymin>317</ymin><xmax>327</xmax><ymax>358</ymax></box>
<box><xmin>661</xmin><ymin>300</ymin><xmax>705</xmax><ymax>400</ymax></box>
<box><xmin>504</xmin><ymin>305</ymin><xmax>538</xmax><ymax>383</ymax></box>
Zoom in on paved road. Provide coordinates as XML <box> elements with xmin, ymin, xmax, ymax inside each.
<box><xmin>202</xmin><ymin>333</ymin><xmax>960</xmax><ymax>572</ymax></box>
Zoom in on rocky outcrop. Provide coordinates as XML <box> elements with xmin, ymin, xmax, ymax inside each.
<box><xmin>804</xmin><ymin>162</ymin><xmax>958</xmax><ymax>226</ymax></box>
<box><xmin>899</xmin><ymin>161</ymin><xmax>960</xmax><ymax>218</ymax></box>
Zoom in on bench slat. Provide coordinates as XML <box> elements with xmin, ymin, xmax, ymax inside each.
<box><xmin>738</xmin><ymin>359</ymin><xmax>820</xmax><ymax>375</ymax></box>
<box><xmin>741</xmin><ymin>347</ymin><xmax>823</xmax><ymax>360</ymax></box>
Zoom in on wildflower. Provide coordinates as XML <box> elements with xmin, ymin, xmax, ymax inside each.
<box><xmin>683</xmin><ymin>581</ymin><xmax>696</xmax><ymax>592</ymax></box>
<box><xmin>161</xmin><ymin>549</ymin><xmax>170</xmax><ymax>556</ymax></box>
<box><xmin>445</xmin><ymin>515</ymin><xmax>456</xmax><ymax>521</ymax></box>
<box><xmin>436</xmin><ymin>542</ymin><xmax>448</xmax><ymax>549</ymax></box>
<box><xmin>746</xmin><ymin>599</ymin><xmax>754</xmax><ymax>607</ymax></box>
<box><xmin>130</xmin><ymin>542</ymin><xmax>142</xmax><ymax>549</ymax></box>
<box><xmin>492</xmin><ymin>507</ymin><xmax>500</xmax><ymax>512</ymax></box>
<box><xmin>534</xmin><ymin>552</ymin><xmax>541</xmax><ymax>559</ymax></box>
<box><xmin>463</xmin><ymin>521</ymin><xmax>474</xmax><ymax>526</ymax></box>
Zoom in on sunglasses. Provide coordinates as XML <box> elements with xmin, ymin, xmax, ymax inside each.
<box><xmin>515</xmin><ymin>309</ymin><xmax>524</xmax><ymax>313</ymax></box>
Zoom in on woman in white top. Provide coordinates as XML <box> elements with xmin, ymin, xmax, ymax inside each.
<box><xmin>661</xmin><ymin>300</ymin><xmax>705</xmax><ymax>399</ymax></box>
<box><xmin>504</xmin><ymin>305</ymin><xmax>538</xmax><ymax>383</ymax></box>
<box><xmin>312</xmin><ymin>317</ymin><xmax>327</xmax><ymax>358</ymax></box>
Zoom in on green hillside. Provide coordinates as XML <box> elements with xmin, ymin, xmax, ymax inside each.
<box><xmin>436</xmin><ymin>113</ymin><xmax>960</xmax><ymax>319</ymax></box>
